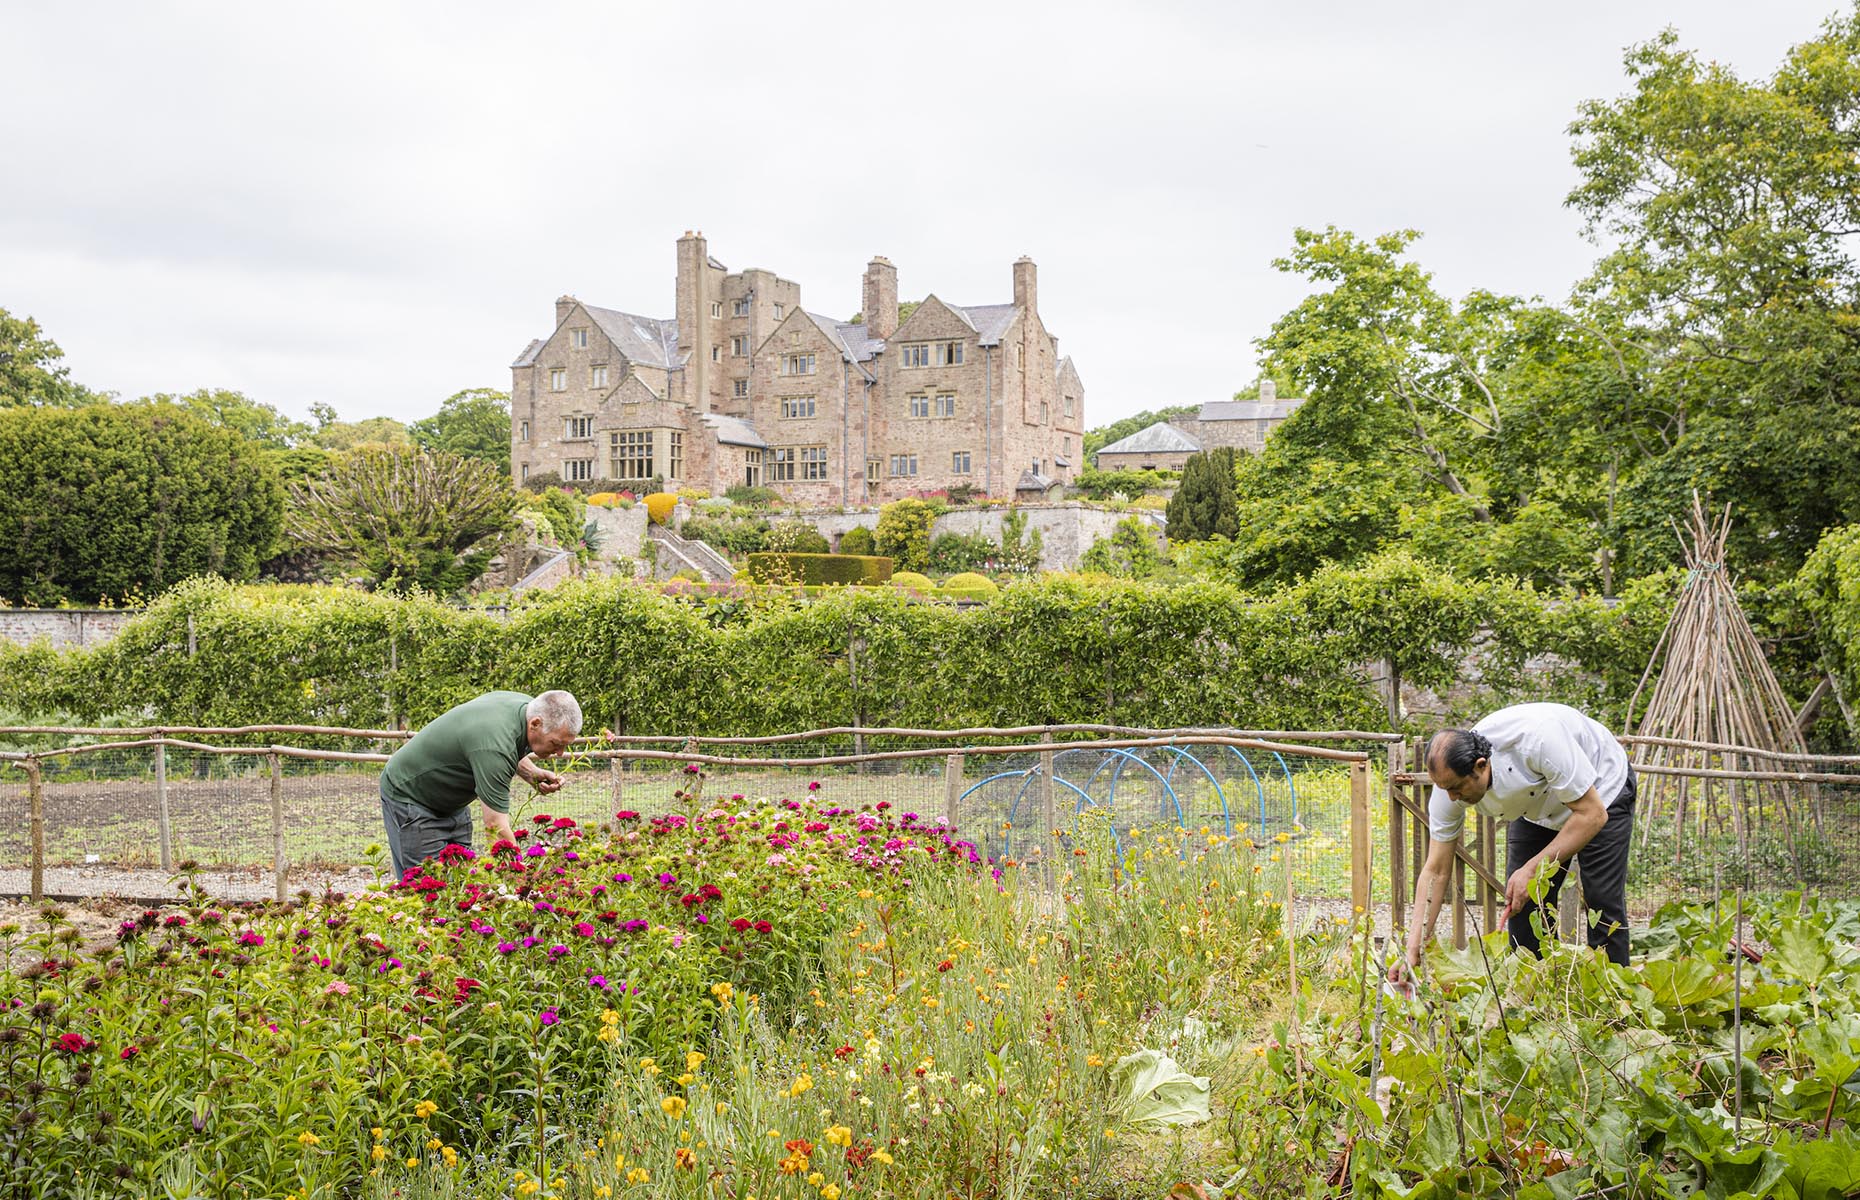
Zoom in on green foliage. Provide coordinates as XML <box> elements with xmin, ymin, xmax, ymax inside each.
<box><xmin>137</xmin><ymin>388</ymin><xmax>311</xmax><ymax>448</ymax></box>
<box><xmin>0</xmin><ymin>308</ymin><xmax>103</xmax><ymax>407</ymax></box>
<box><xmin>1072</xmin><ymin>465</ymin><xmax>1178</xmax><ymax>499</ymax></box>
<box><xmin>0</xmin><ymin>401</ymin><xmax>285</xmax><ymax>605</ymax></box>
<box><xmin>763</xmin><ymin>519</ymin><xmax>831</xmax><ymax>555</ymax></box>
<box><xmin>1797</xmin><ymin>523</ymin><xmax>1860</xmax><ymax>727</ymax></box>
<box><xmin>724</xmin><ymin>483</ymin><xmax>782</xmax><ymax>508</ymax></box>
<box><xmin>888</xmin><ymin>571</ymin><xmax>934</xmax><ymax>591</ymax></box>
<box><xmin>1165</xmin><ymin>447</ymin><xmax>1241</xmax><ymax>542</ymax></box>
<box><xmin>939</xmin><ymin>571</ymin><xmax>999</xmax><ymax>601</ymax></box>
<box><xmin>1083</xmin><ymin>405</ymin><xmax>1198</xmax><ymax>458</ymax></box>
<box><xmin>876</xmin><ymin>498</ymin><xmax>938</xmax><ymax>572</ymax></box>
<box><xmin>1080</xmin><ymin>515</ymin><xmax>1166</xmax><ymax>579</ymax></box>
<box><xmin>743</xmin><ymin>553</ymin><xmax>893</xmax><ymax>586</ymax></box>
<box><xmin>522</xmin><ymin>486</ymin><xmax>584</xmax><ymax>549</ymax></box>
<box><xmin>837</xmin><ymin>524</ymin><xmax>876</xmax><ymax>556</ymax></box>
<box><xmin>680</xmin><ymin>511</ymin><xmax>771</xmax><ymax>556</ymax></box>
<box><xmin>307</xmin><ymin>403</ymin><xmax>412</xmax><ymax>451</ymax></box>
<box><xmin>925</xmin><ymin>530</ymin><xmax>996</xmax><ymax>575</ymax></box>
<box><xmin>270</xmin><ymin>446</ymin><xmax>336</xmax><ymax>483</ymax></box>
<box><xmin>408</xmin><ymin>387</ymin><xmax>512</xmax><ymax>473</ymax></box>
<box><xmin>995</xmin><ymin>508</ymin><xmax>1043</xmax><ymax>573</ymax></box>
<box><xmin>286</xmin><ymin>445</ymin><xmax>521</xmax><ymax>595</ymax></box>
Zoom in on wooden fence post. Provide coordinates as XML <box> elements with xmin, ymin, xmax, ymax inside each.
<box><xmin>1480</xmin><ymin>812</ymin><xmax>1498</xmax><ymax>935</ymax></box>
<box><xmin>1388</xmin><ymin>744</ymin><xmax>1407</xmax><ymax>937</ymax></box>
<box><xmin>26</xmin><ymin>759</ymin><xmax>44</xmax><ymax>903</ymax></box>
<box><xmin>944</xmin><ymin>753</ymin><xmax>962</xmax><ymax>832</ymax></box>
<box><xmin>155</xmin><ymin>740</ymin><xmax>174</xmax><ymax>873</ymax></box>
<box><xmin>1349</xmin><ymin>758</ymin><xmax>1371</xmax><ymax>916</ymax></box>
<box><xmin>1039</xmin><ymin>748</ymin><xmax>1056</xmax><ymax>891</ymax></box>
<box><xmin>1451</xmin><ymin>847</ymin><xmax>1467</xmax><ymax>949</ymax></box>
<box><xmin>269</xmin><ymin>751</ymin><xmax>286</xmax><ymax>903</ymax></box>
<box><xmin>610</xmin><ymin>755</ymin><xmax>623</xmax><ymax>808</ymax></box>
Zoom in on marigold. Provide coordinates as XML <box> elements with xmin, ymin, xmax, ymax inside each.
<box><xmin>686</xmin><ymin>1050</ymin><xmax>705</xmax><ymax>1072</ymax></box>
<box><xmin>824</xmin><ymin>1124</ymin><xmax>852</xmax><ymax>1147</ymax></box>
<box><xmin>661</xmin><ymin>1095</ymin><xmax>688</xmax><ymax>1119</ymax></box>
<box><xmin>414</xmin><ymin>1100</ymin><xmax>439</xmax><ymax>1119</ymax></box>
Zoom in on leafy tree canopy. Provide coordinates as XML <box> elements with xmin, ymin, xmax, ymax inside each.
<box><xmin>0</xmin><ymin>308</ymin><xmax>108</xmax><ymax>407</ymax></box>
<box><xmin>138</xmin><ymin>388</ymin><xmax>312</xmax><ymax>449</ymax></box>
<box><xmin>409</xmin><ymin>388</ymin><xmax>511</xmax><ymax>473</ymax></box>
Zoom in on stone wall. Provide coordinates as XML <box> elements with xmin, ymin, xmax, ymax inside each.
<box><xmin>0</xmin><ymin>609</ymin><xmax>140</xmax><ymax>649</ymax></box>
<box><xmin>789</xmin><ymin>503</ymin><xmax>1155</xmax><ymax>572</ymax></box>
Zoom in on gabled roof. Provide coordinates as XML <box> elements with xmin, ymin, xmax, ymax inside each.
<box><xmin>803</xmin><ymin>310</ymin><xmax>856</xmax><ymax>359</ymax></box>
<box><xmin>1197</xmin><ymin>399</ymin><xmax>1304</xmax><ymax>422</ymax></box>
<box><xmin>700</xmin><ymin>413</ymin><xmax>767</xmax><ymax>449</ymax></box>
<box><xmin>947</xmin><ymin>303</ymin><xmax>1018</xmax><ymax>345</ymax></box>
<box><xmin>1015</xmin><ymin>468</ymin><xmax>1057</xmax><ymax>492</ymax></box>
<box><xmin>832</xmin><ymin>319</ymin><xmax>884</xmax><ymax>363</ymax></box>
<box><xmin>585</xmin><ymin>305</ymin><xmax>681</xmax><ymax>370</ymax></box>
<box><xmin>511</xmin><ymin>338</ymin><xmax>546</xmax><ymax>368</ymax></box>
<box><xmin>1097</xmin><ymin>423</ymin><xmax>1201</xmax><ymax>455</ymax></box>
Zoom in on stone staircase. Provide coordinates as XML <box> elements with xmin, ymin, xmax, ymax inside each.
<box><xmin>647</xmin><ymin>526</ymin><xmax>736</xmax><ymax>583</ymax></box>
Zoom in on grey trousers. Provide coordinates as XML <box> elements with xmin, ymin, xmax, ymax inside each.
<box><xmin>380</xmin><ymin>790</ymin><xmax>473</xmax><ymax>879</ymax></box>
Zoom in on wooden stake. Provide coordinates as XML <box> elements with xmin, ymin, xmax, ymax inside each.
<box><xmin>1349</xmin><ymin>759</ymin><xmax>1371</xmax><ymax>914</ymax></box>
<box><xmin>944</xmin><ymin>753</ymin><xmax>962</xmax><ymax>832</ymax></box>
<box><xmin>269</xmin><ymin>751</ymin><xmax>286</xmax><ymax>903</ymax></box>
<box><xmin>26</xmin><ymin>760</ymin><xmax>44</xmax><ymax>903</ymax></box>
<box><xmin>155</xmin><ymin>740</ymin><xmax>173</xmax><ymax>872</ymax></box>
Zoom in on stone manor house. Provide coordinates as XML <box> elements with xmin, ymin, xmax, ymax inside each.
<box><xmin>510</xmin><ymin>232</ymin><xmax>1086</xmax><ymax>505</ymax></box>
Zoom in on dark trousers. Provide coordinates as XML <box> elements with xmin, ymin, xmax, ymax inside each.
<box><xmin>380</xmin><ymin>790</ymin><xmax>473</xmax><ymax>880</ymax></box>
<box><xmin>1505</xmin><ymin>769</ymin><xmax>1636</xmax><ymax>966</ymax></box>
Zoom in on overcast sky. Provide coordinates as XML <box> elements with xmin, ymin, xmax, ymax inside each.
<box><xmin>2</xmin><ymin>1</ymin><xmax>1845</xmax><ymax>429</ymax></box>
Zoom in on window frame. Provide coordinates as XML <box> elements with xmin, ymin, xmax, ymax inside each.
<box><xmin>565</xmin><ymin>458</ymin><xmax>594</xmax><ymax>483</ymax></box>
<box><xmin>781</xmin><ymin>352</ymin><xmax>816</xmax><ymax>376</ymax></box>
<box><xmin>607</xmin><ymin>430</ymin><xmax>655</xmax><ymax>481</ymax></box>
<box><xmin>800</xmin><ymin>445</ymin><xmax>828</xmax><ymax>481</ymax></box>
<box><xmin>780</xmin><ymin>396</ymin><xmax>816</xmax><ymax>420</ymax></box>
<box><xmin>549</xmin><ymin>367</ymin><xmax>567</xmax><ymax>392</ymax></box>
<box><xmin>951</xmin><ymin>450</ymin><xmax>972</xmax><ymax>475</ymax></box>
<box><xmin>565</xmin><ymin>415</ymin><xmax>594</xmax><ymax>440</ymax></box>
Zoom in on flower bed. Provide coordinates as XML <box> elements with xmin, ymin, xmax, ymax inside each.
<box><xmin>0</xmin><ymin>789</ymin><xmax>977</xmax><ymax>1196</ymax></box>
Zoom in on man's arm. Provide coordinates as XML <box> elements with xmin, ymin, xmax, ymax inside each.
<box><xmin>1502</xmin><ymin>787</ymin><xmax>1607</xmax><ymax>919</ymax></box>
<box><xmin>514</xmin><ymin>754</ymin><xmax>565</xmax><ymax>795</ymax></box>
<box><xmin>481</xmin><ymin>804</ymin><xmax>515</xmax><ymax>845</ymax></box>
<box><xmin>1396</xmin><ymin>837</ymin><xmax>1461</xmax><ymax>979</ymax></box>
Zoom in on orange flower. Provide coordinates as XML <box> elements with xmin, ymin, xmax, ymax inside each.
<box><xmin>674</xmin><ymin>1146</ymin><xmax>697</xmax><ymax>1171</ymax></box>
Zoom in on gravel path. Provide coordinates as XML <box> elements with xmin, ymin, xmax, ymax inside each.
<box><xmin>0</xmin><ymin>864</ymin><xmax>382</xmax><ymax>904</ymax></box>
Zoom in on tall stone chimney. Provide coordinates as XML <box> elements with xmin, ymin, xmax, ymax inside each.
<box><xmin>1012</xmin><ymin>256</ymin><xmax>1037</xmax><ymax>314</ymax></box>
<box><xmin>555</xmin><ymin>295</ymin><xmax>578</xmax><ymax>326</ymax></box>
<box><xmin>863</xmin><ymin>256</ymin><xmax>898</xmax><ymax>340</ymax></box>
<box><xmin>1258</xmin><ymin>378</ymin><xmax>1277</xmax><ymax>403</ymax></box>
<box><xmin>675</xmin><ymin>231</ymin><xmax>711</xmax><ymax>412</ymax></box>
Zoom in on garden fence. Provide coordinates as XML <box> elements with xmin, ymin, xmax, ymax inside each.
<box><xmin>0</xmin><ymin>724</ymin><xmax>1394</xmax><ymax>908</ymax></box>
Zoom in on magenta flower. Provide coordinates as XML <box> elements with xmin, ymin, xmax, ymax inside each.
<box><xmin>588</xmin><ymin>975</ymin><xmax>610</xmax><ymax>990</ymax></box>
<box><xmin>547</xmin><ymin>944</ymin><xmax>570</xmax><ymax>960</ymax></box>
<box><xmin>613</xmin><ymin>873</ymin><xmax>633</xmax><ymax>884</ymax></box>
<box><xmin>237</xmin><ymin>931</ymin><xmax>264</xmax><ymax>947</ymax></box>
<box><xmin>539</xmin><ymin>1007</ymin><xmax>560</xmax><ymax>1027</ymax></box>
<box><xmin>807</xmin><ymin>781</ymin><xmax>821</xmax><ymax>792</ymax></box>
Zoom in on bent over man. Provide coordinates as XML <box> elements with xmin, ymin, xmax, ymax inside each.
<box><xmin>1395</xmin><ymin>701</ymin><xmax>1636</xmax><ymax>980</ymax></box>
<box><xmin>378</xmin><ymin>689</ymin><xmax>582</xmax><ymax>879</ymax></box>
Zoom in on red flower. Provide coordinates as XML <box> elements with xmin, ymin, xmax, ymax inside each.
<box><xmin>807</xmin><ymin>781</ymin><xmax>821</xmax><ymax>792</ymax></box>
<box><xmin>532</xmin><ymin>814</ymin><xmax>553</xmax><ymax>825</ymax></box>
<box><xmin>805</xmin><ymin>822</ymin><xmax>830</xmax><ymax>834</ymax></box>
<box><xmin>490</xmin><ymin>839</ymin><xmax>519</xmax><ymax>857</ymax></box>
<box><xmin>55</xmin><ymin>1033</ymin><xmax>96</xmax><ymax>1055</ymax></box>
<box><xmin>452</xmin><ymin>977</ymin><xmax>483</xmax><ymax>1005</ymax></box>
<box><xmin>937</xmin><ymin>959</ymin><xmax>953</xmax><ymax>972</ymax></box>
<box><xmin>119</xmin><ymin>1045</ymin><xmax>140</xmax><ymax>1060</ymax></box>
<box><xmin>552</xmin><ymin>817</ymin><xmax>577</xmax><ymax>830</ymax></box>
<box><xmin>615</xmin><ymin>810</ymin><xmax>640</xmax><ymax>821</ymax></box>
<box><xmin>833</xmin><ymin>1045</ymin><xmax>855</xmax><ymax>1059</ymax></box>
<box><xmin>730</xmin><ymin>918</ymin><xmax>752</xmax><ymax>932</ymax></box>
<box><xmin>876</xmin><ymin>801</ymin><xmax>891</xmax><ymax>811</ymax></box>
<box><xmin>753</xmin><ymin>920</ymin><xmax>772</xmax><ymax>934</ymax></box>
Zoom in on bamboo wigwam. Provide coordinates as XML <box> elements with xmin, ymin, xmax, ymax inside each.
<box><xmin>1623</xmin><ymin>493</ymin><xmax>1819</xmax><ymax>871</ymax></box>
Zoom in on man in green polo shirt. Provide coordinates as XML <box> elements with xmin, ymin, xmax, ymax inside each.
<box><xmin>379</xmin><ymin>689</ymin><xmax>582</xmax><ymax>879</ymax></box>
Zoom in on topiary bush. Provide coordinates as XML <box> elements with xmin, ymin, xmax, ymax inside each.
<box><xmin>876</xmin><ymin>498</ymin><xmax>939</xmax><ymax>572</ymax></box>
<box><xmin>941</xmin><ymin>572</ymin><xmax>998</xmax><ymax>596</ymax></box>
<box><xmin>744</xmin><ymin>553</ymin><xmax>893</xmax><ymax>586</ymax></box>
<box><xmin>838</xmin><ymin>525</ymin><xmax>877</xmax><ymax>556</ymax></box>
<box><xmin>889</xmin><ymin>571</ymin><xmax>935</xmax><ymax>592</ymax></box>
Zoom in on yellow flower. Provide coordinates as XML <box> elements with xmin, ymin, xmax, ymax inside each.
<box><xmin>600</xmin><ymin>1009</ymin><xmax>620</xmax><ymax>1026</ymax></box>
<box><xmin>370</xmin><ymin>1127</ymin><xmax>384</xmax><ymax>1142</ymax></box>
<box><xmin>426</xmin><ymin>1137</ymin><xmax>442</xmax><ymax>1151</ymax></box>
<box><xmin>675</xmin><ymin>1146</ymin><xmax>697</xmax><ymax>1171</ymax></box>
<box><xmin>406</xmin><ymin>1157</ymin><xmax>420</xmax><ymax>1168</ymax></box>
<box><xmin>1086</xmin><ymin>1055</ymin><xmax>1104</xmax><ymax>1067</ymax></box>
<box><xmin>413</xmin><ymin>1100</ymin><xmax>439</xmax><ymax>1120</ymax></box>
<box><xmin>686</xmin><ymin>1051</ymin><xmax>706</xmax><ymax>1072</ymax></box>
<box><xmin>639</xmin><ymin>1057</ymin><xmax>660</xmax><ymax>1076</ymax></box>
<box><xmin>788</xmin><ymin>1073</ymin><xmax>813</xmax><ymax>1098</ymax></box>
<box><xmin>626</xmin><ymin>1167</ymin><xmax>650</xmax><ymax>1184</ymax></box>
<box><xmin>295</xmin><ymin>1131</ymin><xmax>321</xmax><ymax>1147</ymax></box>
<box><xmin>824</xmin><ymin>1124</ymin><xmax>853</xmax><ymax>1147</ymax></box>
<box><xmin>857</xmin><ymin>888</ymin><xmax>875</xmax><ymax>899</ymax></box>
<box><xmin>1103</xmin><ymin>1128</ymin><xmax>1116</xmax><ymax>1139</ymax></box>
<box><xmin>596</xmin><ymin>1025</ymin><xmax>620</xmax><ymax>1044</ymax></box>
<box><xmin>675</xmin><ymin>1072</ymin><xmax>696</xmax><ymax>1086</ymax></box>
<box><xmin>871</xmin><ymin>1149</ymin><xmax>894</xmax><ymax>1165</ymax></box>
<box><xmin>662</xmin><ymin>1095</ymin><xmax>688</xmax><ymax>1120</ymax></box>
<box><xmin>516</xmin><ymin>1183</ymin><xmax>539</xmax><ymax>1197</ymax></box>
<box><xmin>716</xmin><ymin>1101</ymin><xmax>730</xmax><ymax>1115</ymax></box>
<box><xmin>822</xmin><ymin>1187</ymin><xmax>841</xmax><ymax>1200</ymax></box>
<box><xmin>595</xmin><ymin>1189</ymin><xmax>612</xmax><ymax>1199</ymax></box>
<box><xmin>711</xmin><ymin>981</ymin><xmax>734</xmax><ymax>1004</ymax></box>
<box><xmin>807</xmin><ymin>1172</ymin><xmax>825</xmax><ymax>1187</ymax></box>
<box><xmin>371</xmin><ymin>1145</ymin><xmax>387</xmax><ymax>1163</ymax></box>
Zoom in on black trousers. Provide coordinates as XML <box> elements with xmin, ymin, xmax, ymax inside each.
<box><xmin>1505</xmin><ymin>769</ymin><xmax>1636</xmax><ymax>966</ymax></box>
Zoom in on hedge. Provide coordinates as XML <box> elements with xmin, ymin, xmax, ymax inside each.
<box><xmin>0</xmin><ymin>556</ymin><xmax>1676</xmax><ymax>739</ymax></box>
<box><xmin>744</xmin><ymin>553</ymin><xmax>893</xmax><ymax>586</ymax></box>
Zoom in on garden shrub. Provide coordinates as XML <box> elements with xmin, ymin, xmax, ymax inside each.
<box><xmin>940</xmin><ymin>572</ymin><xmax>999</xmax><ymax>599</ymax></box>
<box><xmin>743</xmin><ymin>553</ymin><xmax>893</xmax><ymax>587</ymax></box>
<box><xmin>837</xmin><ymin>525</ymin><xmax>877</xmax><ymax>556</ymax></box>
<box><xmin>876</xmin><ymin>498</ymin><xmax>938</xmax><ymax>572</ymax></box>
<box><xmin>679</xmin><ymin>512</ymin><xmax>770</xmax><ymax>557</ymax></box>
<box><xmin>764</xmin><ymin>520</ymin><xmax>831</xmax><ymax>555</ymax></box>
<box><xmin>888</xmin><ymin>571</ymin><xmax>935</xmax><ymax>592</ymax></box>
<box><xmin>724</xmin><ymin>484</ymin><xmax>782</xmax><ymax>508</ymax></box>
<box><xmin>644</xmin><ymin>492</ymin><xmax>678</xmax><ymax>525</ymax></box>
<box><xmin>926</xmin><ymin>530</ymin><xmax>997</xmax><ymax>574</ymax></box>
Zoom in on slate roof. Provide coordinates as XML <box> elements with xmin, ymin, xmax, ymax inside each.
<box><xmin>1097</xmin><ymin>423</ymin><xmax>1202</xmax><ymax>455</ymax></box>
<box><xmin>585</xmin><ymin>306</ymin><xmax>682</xmax><ymax>369</ymax></box>
<box><xmin>832</xmin><ymin>319</ymin><xmax>884</xmax><ymax>363</ymax></box>
<box><xmin>947</xmin><ymin>302</ymin><xmax>1019</xmax><ymax>345</ymax></box>
<box><xmin>700</xmin><ymin>413</ymin><xmax>767</xmax><ymax>449</ymax></box>
<box><xmin>1196</xmin><ymin>399</ymin><xmax>1304</xmax><ymax>422</ymax></box>
<box><xmin>1015</xmin><ymin>468</ymin><xmax>1057</xmax><ymax>492</ymax></box>
<box><xmin>511</xmin><ymin>338</ymin><xmax>546</xmax><ymax>368</ymax></box>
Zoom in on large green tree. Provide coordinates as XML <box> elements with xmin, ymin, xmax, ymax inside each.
<box><xmin>285</xmin><ymin>444</ymin><xmax>520</xmax><ymax>595</ymax></box>
<box><xmin>0</xmin><ymin>308</ymin><xmax>106</xmax><ymax>407</ymax></box>
<box><xmin>307</xmin><ymin>402</ymin><xmax>413</xmax><ymax>451</ymax></box>
<box><xmin>0</xmin><ymin>402</ymin><xmax>284</xmax><ymax>604</ymax></box>
<box><xmin>138</xmin><ymin>388</ymin><xmax>312</xmax><ymax>449</ymax></box>
<box><xmin>409</xmin><ymin>388</ymin><xmax>511</xmax><ymax>473</ymax></box>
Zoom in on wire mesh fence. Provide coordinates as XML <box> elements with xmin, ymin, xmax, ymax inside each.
<box><xmin>0</xmin><ymin>725</ymin><xmax>1392</xmax><ymax>905</ymax></box>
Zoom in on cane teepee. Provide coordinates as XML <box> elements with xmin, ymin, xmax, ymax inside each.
<box><xmin>1623</xmin><ymin>493</ymin><xmax>1818</xmax><ymax>868</ymax></box>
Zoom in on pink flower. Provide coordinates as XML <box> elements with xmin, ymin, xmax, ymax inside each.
<box><xmin>119</xmin><ymin>1045</ymin><xmax>140</xmax><ymax>1060</ymax></box>
<box><xmin>807</xmin><ymin>781</ymin><xmax>821</xmax><ymax>792</ymax></box>
<box><xmin>56</xmin><ymin>1033</ymin><xmax>96</xmax><ymax>1054</ymax></box>
<box><xmin>325</xmin><ymin>980</ymin><xmax>351</xmax><ymax>996</ymax></box>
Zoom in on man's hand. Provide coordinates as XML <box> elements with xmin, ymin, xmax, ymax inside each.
<box><xmin>516</xmin><ymin>755</ymin><xmax>565</xmax><ymax>795</ymax></box>
<box><xmin>1502</xmin><ymin>863</ymin><xmax>1537</xmax><ymax>923</ymax></box>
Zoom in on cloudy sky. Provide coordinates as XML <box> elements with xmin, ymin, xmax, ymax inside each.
<box><xmin>2</xmin><ymin>1</ymin><xmax>1844</xmax><ymax>429</ymax></box>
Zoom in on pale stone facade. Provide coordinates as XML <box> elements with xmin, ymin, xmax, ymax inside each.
<box><xmin>1091</xmin><ymin>382</ymin><xmax>1306</xmax><ymax>472</ymax></box>
<box><xmin>510</xmin><ymin>233</ymin><xmax>1086</xmax><ymax>504</ymax></box>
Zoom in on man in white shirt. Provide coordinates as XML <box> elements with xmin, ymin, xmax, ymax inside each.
<box><xmin>1393</xmin><ymin>702</ymin><xmax>1637</xmax><ymax>981</ymax></box>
